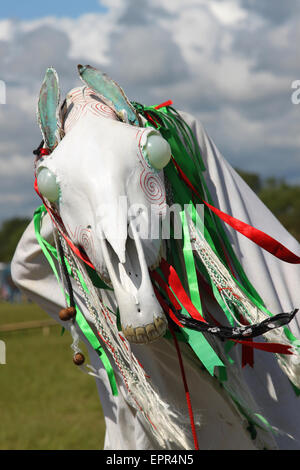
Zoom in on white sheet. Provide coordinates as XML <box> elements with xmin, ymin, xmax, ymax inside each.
<box><xmin>11</xmin><ymin>111</ymin><xmax>300</xmax><ymax>450</ymax></box>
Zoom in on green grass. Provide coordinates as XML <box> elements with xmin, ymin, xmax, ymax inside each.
<box><xmin>0</xmin><ymin>302</ymin><xmax>106</xmax><ymax>450</ymax></box>
<box><xmin>0</xmin><ymin>301</ymin><xmax>49</xmax><ymax>324</ymax></box>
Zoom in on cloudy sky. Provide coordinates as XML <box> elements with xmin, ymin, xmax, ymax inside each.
<box><xmin>0</xmin><ymin>0</ymin><xmax>299</xmax><ymax>222</ymax></box>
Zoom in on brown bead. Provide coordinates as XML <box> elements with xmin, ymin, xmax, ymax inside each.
<box><xmin>73</xmin><ymin>352</ymin><xmax>85</xmax><ymax>366</ymax></box>
<box><xmin>59</xmin><ymin>307</ymin><xmax>76</xmax><ymax>321</ymax></box>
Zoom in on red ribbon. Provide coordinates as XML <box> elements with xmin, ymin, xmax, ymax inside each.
<box><xmin>152</xmin><ymin>258</ymin><xmax>293</xmax><ymax>359</ymax></box>
<box><xmin>233</xmin><ymin>339</ymin><xmax>293</xmax><ymax>355</ymax></box>
<box><xmin>154</xmin><ymin>100</ymin><xmax>173</xmax><ymax>110</ymax></box>
<box><xmin>39</xmin><ymin>148</ymin><xmax>51</xmax><ymax>156</ymax></box>
<box><xmin>151</xmin><ymin>271</ymin><xmax>181</xmax><ymax>310</ymax></box>
<box><xmin>159</xmin><ymin>258</ymin><xmax>207</xmax><ymax>323</ymax></box>
<box><xmin>153</xmin><ymin>284</ymin><xmax>183</xmax><ymax>328</ymax></box>
<box><xmin>172</xmin><ymin>157</ymin><xmax>300</xmax><ymax>264</ymax></box>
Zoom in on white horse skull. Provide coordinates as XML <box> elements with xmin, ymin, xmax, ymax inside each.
<box><xmin>36</xmin><ymin>68</ymin><xmax>172</xmax><ymax>344</ymax></box>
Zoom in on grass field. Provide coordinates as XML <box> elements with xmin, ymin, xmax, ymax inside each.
<box><xmin>0</xmin><ymin>302</ymin><xmax>106</xmax><ymax>450</ymax></box>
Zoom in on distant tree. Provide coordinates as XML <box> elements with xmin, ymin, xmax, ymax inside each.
<box><xmin>235</xmin><ymin>168</ymin><xmax>262</xmax><ymax>194</ymax></box>
<box><xmin>0</xmin><ymin>218</ymin><xmax>30</xmax><ymax>262</ymax></box>
<box><xmin>259</xmin><ymin>179</ymin><xmax>300</xmax><ymax>242</ymax></box>
<box><xmin>236</xmin><ymin>169</ymin><xmax>300</xmax><ymax>243</ymax></box>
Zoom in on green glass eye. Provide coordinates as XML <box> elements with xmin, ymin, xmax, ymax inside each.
<box><xmin>37</xmin><ymin>167</ymin><xmax>60</xmax><ymax>202</ymax></box>
<box><xmin>144</xmin><ymin>134</ymin><xmax>171</xmax><ymax>170</ymax></box>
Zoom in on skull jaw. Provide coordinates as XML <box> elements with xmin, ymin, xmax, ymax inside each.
<box><xmin>116</xmin><ymin>282</ymin><xmax>168</xmax><ymax>344</ymax></box>
<box><xmin>122</xmin><ymin>320</ymin><xmax>167</xmax><ymax>344</ymax></box>
<box><xmin>98</xmin><ymin>225</ymin><xmax>168</xmax><ymax>344</ymax></box>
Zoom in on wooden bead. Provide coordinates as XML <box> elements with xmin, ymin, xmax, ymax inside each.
<box><xmin>73</xmin><ymin>352</ymin><xmax>85</xmax><ymax>366</ymax></box>
<box><xmin>59</xmin><ymin>307</ymin><xmax>76</xmax><ymax>321</ymax></box>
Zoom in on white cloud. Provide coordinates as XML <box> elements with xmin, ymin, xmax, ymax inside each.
<box><xmin>0</xmin><ymin>19</ymin><xmax>16</xmax><ymax>41</ymax></box>
<box><xmin>0</xmin><ymin>154</ymin><xmax>32</xmax><ymax>177</ymax></box>
<box><xmin>209</xmin><ymin>0</ymin><xmax>247</xmax><ymax>25</ymax></box>
<box><xmin>0</xmin><ymin>0</ymin><xmax>299</xmax><ymax>221</ymax></box>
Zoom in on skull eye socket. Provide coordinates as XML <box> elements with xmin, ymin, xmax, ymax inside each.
<box><xmin>37</xmin><ymin>167</ymin><xmax>60</xmax><ymax>202</ymax></box>
<box><xmin>143</xmin><ymin>133</ymin><xmax>171</xmax><ymax>170</ymax></box>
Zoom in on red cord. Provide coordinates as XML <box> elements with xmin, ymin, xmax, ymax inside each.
<box><xmin>154</xmin><ymin>100</ymin><xmax>173</xmax><ymax>110</ymax></box>
<box><xmin>39</xmin><ymin>148</ymin><xmax>50</xmax><ymax>156</ymax></box>
<box><xmin>169</xmin><ymin>324</ymin><xmax>199</xmax><ymax>451</ymax></box>
<box><xmin>172</xmin><ymin>156</ymin><xmax>300</xmax><ymax>264</ymax></box>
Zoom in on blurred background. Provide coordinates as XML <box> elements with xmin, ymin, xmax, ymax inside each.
<box><xmin>0</xmin><ymin>0</ymin><xmax>300</xmax><ymax>450</ymax></box>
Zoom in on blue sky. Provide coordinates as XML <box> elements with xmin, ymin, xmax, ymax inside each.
<box><xmin>0</xmin><ymin>0</ymin><xmax>107</xmax><ymax>19</ymax></box>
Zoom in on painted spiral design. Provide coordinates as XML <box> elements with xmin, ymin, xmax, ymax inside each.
<box><xmin>89</xmin><ymin>102</ymin><xmax>116</xmax><ymax>119</ymax></box>
<box><xmin>64</xmin><ymin>87</ymin><xmax>117</xmax><ymax>133</ymax></box>
<box><xmin>140</xmin><ymin>170</ymin><xmax>166</xmax><ymax>208</ymax></box>
<box><xmin>64</xmin><ymin>103</ymin><xmax>87</xmax><ymax>133</ymax></box>
<box><xmin>78</xmin><ymin>227</ymin><xmax>92</xmax><ymax>253</ymax></box>
<box><xmin>69</xmin><ymin>88</ymin><xmax>83</xmax><ymax>102</ymax></box>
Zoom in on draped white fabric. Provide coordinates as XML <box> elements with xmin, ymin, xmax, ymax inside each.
<box><xmin>11</xmin><ymin>111</ymin><xmax>300</xmax><ymax>450</ymax></box>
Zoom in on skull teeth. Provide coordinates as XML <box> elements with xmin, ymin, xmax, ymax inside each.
<box><xmin>122</xmin><ymin>316</ymin><xmax>167</xmax><ymax>344</ymax></box>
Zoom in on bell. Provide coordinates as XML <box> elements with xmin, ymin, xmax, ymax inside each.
<box><xmin>59</xmin><ymin>307</ymin><xmax>76</xmax><ymax>321</ymax></box>
<box><xmin>73</xmin><ymin>352</ymin><xmax>85</xmax><ymax>366</ymax></box>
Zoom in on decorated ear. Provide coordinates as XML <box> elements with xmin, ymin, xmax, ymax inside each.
<box><xmin>37</xmin><ymin>67</ymin><xmax>60</xmax><ymax>151</ymax></box>
<box><xmin>77</xmin><ymin>64</ymin><xmax>142</xmax><ymax>126</ymax></box>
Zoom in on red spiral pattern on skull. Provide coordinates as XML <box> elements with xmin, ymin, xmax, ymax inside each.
<box><xmin>64</xmin><ymin>103</ymin><xmax>87</xmax><ymax>133</ymax></box>
<box><xmin>140</xmin><ymin>169</ymin><xmax>166</xmax><ymax>206</ymax></box>
<box><xmin>67</xmin><ymin>88</ymin><xmax>83</xmax><ymax>103</ymax></box>
<box><xmin>89</xmin><ymin>102</ymin><xmax>116</xmax><ymax>118</ymax></box>
<box><xmin>63</xmin><ymin>87</ymin><xmax>118</xmax><ymax>133</ymax></box>
<box><xmin>78</xmin><ymin>227</ymin><xmax>93</xmax><ymax>255</ymax></box>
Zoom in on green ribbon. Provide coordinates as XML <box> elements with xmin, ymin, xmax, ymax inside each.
<box><xmin>33</xmin><ymin>205</ymin><xmax>118</xmax><ymax>397</ymax></box>
<box><xmin>144</xmin><ymin>104</ymin><xmax>265</xmax><ymax>301</ymax></box>
<box><xmin>143</xmin><ymin>103</ymin><xmax>300</xmax><ymax>347</ymax></box>
<box><xmin>181</xmin><ymin>206</ymin><xmax>202</xmax><ymax>314</ymax></box>
<box><xmin>155</xmin><ymin>264</ymin><xmax>224</xmax><ymax>376</ymax></box>
<box><xmin>181</xmin><ymin>323</ymin><xmax>224</xmax><ymax>376</ymax></box>
<box><xmin>136</xmin><ymin>102</ymin><xmax>300</xmax><ymax>435</ymax></box>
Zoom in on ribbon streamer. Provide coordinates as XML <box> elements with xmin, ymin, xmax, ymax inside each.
<box><xmin>33</xmin><ymin>205</ymin><xmax>119</xmax><ymax>396</ymax></box>
<box><xmin>171</xmin><ymin>157</ymin><xmax>300</xmax><ymax>265</ymax></box>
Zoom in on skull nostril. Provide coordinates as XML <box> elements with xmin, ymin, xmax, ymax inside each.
<box><xmin>138</xmin><ymin>308</ymin><xmax>141</xmax><ymax>312</ymax></box>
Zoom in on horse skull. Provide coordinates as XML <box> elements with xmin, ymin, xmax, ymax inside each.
<box><xmin>37</xmin><ymin>84</ymin><xmax>170</xmax><ymax>344</ymax></box>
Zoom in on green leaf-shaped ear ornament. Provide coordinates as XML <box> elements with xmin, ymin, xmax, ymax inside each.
<box><xmin>77</xmin><ymin>64</ymin><xmax>142</xmax><ymax>127</ymax></box>
<box><xmin>36</xmin><ymin>68</ymin><xmax>61</xmax><ymax>204</ymax></box>
<box><xmin>37</xmin><ymin>67</ymin><xmax>61</xmax><ymax>152</ymax></box>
